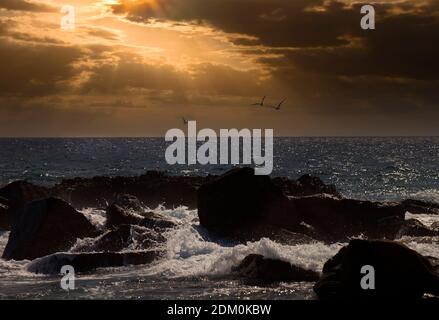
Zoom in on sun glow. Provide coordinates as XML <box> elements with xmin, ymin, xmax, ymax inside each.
<box><xmin>102</xmin><ymin>0</ymin><xmax>120</xmax><ymax>5</ymax></box>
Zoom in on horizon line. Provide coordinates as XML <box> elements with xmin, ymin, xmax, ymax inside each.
<box><xmin>1</xmin><ymin>135</ymin><xmax>439</xmax><ymax>139</ymax></box>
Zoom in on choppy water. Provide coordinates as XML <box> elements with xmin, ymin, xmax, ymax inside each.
<box><xmin>1</xmin><ymin>137</ymin><xmax>439</xmax><ymax>201</ymax></box>
<box><xmin>0</xmin><ymin>138</ymin><xmax>438</xmax><ymax>299</ymax></box>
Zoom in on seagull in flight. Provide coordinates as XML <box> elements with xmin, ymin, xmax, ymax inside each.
<box><xmin>272</xmin><ymin>98</ymin><xmax>286</xmax><ymax>110</ymax></box>
<box><xmin>252</xmin><ymin>96</ymin><xmax>266</xmax><ymax>107</ymax></box>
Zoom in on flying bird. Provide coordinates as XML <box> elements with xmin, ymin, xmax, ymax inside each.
<box><xmin>252</xmin><ymin>96</ymin><xmax>266</xmax><ymax>107</ymax></box>
<box><xmin>272</xmin><ymin>98</ymin><xmax>286</xmax><ymax>110</ymax></box>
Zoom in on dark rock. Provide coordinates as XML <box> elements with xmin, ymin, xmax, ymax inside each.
<box><xmin>138</xmin><ymin>212</ymin><xmax>177</xmax><ymax>230</ymax></box>
<box><xmin>314</xmin><ymin>239</ymin><xmax>439</xmax><ymax>299</ymax></box>
<box><xmin>232</xmin><ymin>254</ymin><xmax>319</xmax><ymax>283</ymax></box>
<box><xmin>112</xmin><ymin>194</ymin><xmax>144</xmax><ymax>212</ymax></box>
<box><xmin>51</xmin><ymin>171</ymin><xmax>206</xmax><ymax>209</ymax></box>
<box><xmin>106</xmin><ymin>203</ymin><xmax>142</xmax><ymax>228</ymax></box>
<box><xmin>0</xmin><ymin>196</ymin><xmax>9</xmax><ymax>230</ymax></box>
<box><xmin>427</xmin><ymin>256</ymin><xmax>439</xmax><ymax>274</ymax></box>
<box><xmin>50</xmin><ymin>170</ymin><xmax>342</xmax><ymax>210</ymax></box>
<box><xmin>198</xmin><ymin>167</ymin><xmax>297</xmax><ymax>236</ymax></box>
<box><xmin>397</xmin><ymin>219</ymin><xmax>439</xmax><ymax>238</ymax></box>
<box><xmin>0</xmin><ymin>181</ymin><xmax>50</xmax><ymax>205</ymax></box>
<box><xmin>291</xmin><ymin>194</ymin><xmax>405</xmax><ymax>241</ymax></box>
<box><xmin>198</xmin><ymin>168</ymin><xmax>406</xmax><ymax>241</ymax></box>
<box><xmin>273</xmin><ymin>175</ymin><xmax>340</xmax><ymax>198</ymax></box>
<box><xmin>432</xmin><ymin>221</ymin><xmax>439</xmax><ymax>231</ymax></box>
<box><xmin>0</xmin><ymin>181</ymin><xmax>50</xmax><ymax>229</ymax></box>
<box><xmin>105</xmin><ymin>194</ymin><xmax>144</xmax><ymax>228</ymax></box>
<box><xmin>230</xmin><ymin>225</ymin><xmax>315</xmax><ymax>246</ymax></box>
<box><xmin>73</xmin><ymin>224</ymin><xmax>166</xmax><ymax>253</ymax></box>
<box><xmin>27</xmin><ymin>250</ymin><xmax>162</xmax><ymax>274</ymax></box>
<box><xmin>2</xmin><ymin>197</ymin><xmax>97</xmax><ymax>261</ymax></box>
<box><xmin>106</xmin><ymin>194</ymin><xmax>177</xmax><ymax>230</ymax></box>
<box><xmin>401</xmin><ymin>199</ymin><xmax>439</xmax><ymax>215</ymax></box>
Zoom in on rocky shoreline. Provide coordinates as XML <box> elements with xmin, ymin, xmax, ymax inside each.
<box><xmin>0</xmin><ymin>167</ymin><xmax>438</xmax><ymax>299</ymax></box>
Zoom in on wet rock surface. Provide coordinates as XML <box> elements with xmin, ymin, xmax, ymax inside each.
<box><xmin>198</xmin><ymin>167</ymin><xmax>405</xmax><ymax>242</ymax></box>
<box><xmin>2</xmin><ymin>197</ymin><xmax>97</xmax><ymax>261</ymax></box>
<box><xmin>105</xmin><ymin>194</ymin><xmax>177</xmax><ymax>230</ymax></box>
<box><xmin>0</xmin><ymin>181</ymin><xmax>50</xmax><ymax>230</ymax></box>
<box><xmin>50</xmin><ymin>171</ymin><xmax>205</xmax><ymax>209</ymax></box>
<box><xmin>0</xmin><ymin>167</ymin><xmax>437</xmax><ymax>290</ymax></box>
<box><xmin>397</xmin><ymin>219</ymin><xmax>439</xmax><ymax>238</ymax></box>
<box><xmin>72</xmin><ymin>224</ymin><xmax>166</xmax><ymax>253</ymax></box>
<box><xmin>314</xmin><ymin>239</ymin><xmax>439</xmax><ymax>299</ymax></box>
<box><xmin>27</xmin><ymin>250</ymin><xmax>163</xmax><ymax>274</ymax></box>
<box><xmin>272</xmin><ymin>174</ymin><xmax>340</xmax><ymax>198</ymax></box>
<box><xmin>198</xmin><ymin>167</ymin><xmax>295</xmax><ymax>236</ymax></box>
<box><xmin>290</xmin><ymin>194</ymin><xmax>405</xmax><ymax>241</ymax></box>
<box><xmin>0</xmin><ymin>196</ymin><xmax>9</xmax><ymax>230</ymax></box>
<box><xmin>401</xmin><ymin>199</ymin><xmax>439</xmax><ymax>215</ymax></box>
<box><xmin>233</xmin><ymin>254</ymin><xmax>320</xmax><ymax>283</ymax></box>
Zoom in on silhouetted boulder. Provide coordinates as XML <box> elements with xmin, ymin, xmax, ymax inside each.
<box><xmin>291</xmin><ymin>195</ymin><xmax>405</xmax><ymax>241</ymax></box>
<box><xmin>233</xmin><ymin>254</ymin><xmax>319</xmax><ymax>283</ymax></box>
<box><xmin>113</xmin><ymin>194</ymin><xmax>144</xmax><ymax>211</ymax></box>
<box><xmin>198</xmin><ymin>168</ymin><xmax>406</xmax><ymax>241</ymax></box>
<box><xmin>106</xmin><ymin>194</ymin><xmax>144</xmax><ymax>228</ymax></box>
<box><xmin>106</xmin><ymin>194</ymin><xmax>177</xmax><ymax>230</ymax></box>
<box><xmin>73</xmin><ymin>224</ymin><xmax>166</xmax><ymax>253</ymax></box>
<box><xmin>0</xmin><ymin>181</ymin><xmax>50</xmax><ymax>206</ymax></box>
<box><xmin>314</xmin><ymin>239</ymin><xmax>439</xmax><ymax>299</ymax></box>
<box><xmin>2</xmin><ymin>197</ymin><xmax>97</xmax><ymax>261</ymax></box>
<box><xmin>27</xmin><ymin>250</ymin><xmax>162</xmax><ymax>274</ymax></box>
<box><xmin>0</xmin><ymin>196</ymin><xmax>9</xmax><ymax>230</ymax></box>
<box><xmin>401</xmin><ymin>199</ymin><xmax>439</xmax><ymax>215</ymax></box>
<box><xmin>0</xmin><ymin>181</ymin><xmax>50</xmax><ymax>229</ymax></box>
<box><xmin>138</xmin><ymin>212</ymin><xmax>177</xmax><ymax>230</ymax></box>
<box><xmin>198</xmin><ymin>167</ymin><xmax>297</xmax><ymax>236</ymax></box>
<box><xmin>397</xmin><ymin>219</ymin><xmax>439</xmax><ymax>237</ymax></box>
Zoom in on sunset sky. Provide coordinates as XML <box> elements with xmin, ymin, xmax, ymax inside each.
<box><xmin>0</xmin><ymin>0</ymin><xmax>438</xmax><ymax>136</ymax></box>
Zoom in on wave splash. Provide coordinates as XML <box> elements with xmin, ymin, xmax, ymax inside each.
<box><xmin>0</xmin><ymin>205</ymin><xmax>438</xmax><ymax>299</ymax></box>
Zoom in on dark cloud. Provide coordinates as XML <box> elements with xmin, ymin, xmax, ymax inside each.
<box><xmin>0</xmin><ymin>31</ymin><xmax>264</xmax><ymax>99</ymax></box>
<box><xmin>1</xmin><ymin>0</ymin><xmax>438</xmax><ymax>136</ymax></box>
<box><xmin>112</xmin><ymin>0</ymin><xmax>439</xmax><ymax>76</ymax></box>
<box><xmin>0</xmin><ymin>38</ymin><xmax>83</xmax><ymax>96</ymax></box>
<box><xmin>111</xmin><ymin>0</ymin><xmax>439</xmax><ymax>119</ymax></box>
<box><xmin>112</xmin><ymin>0</ymin><xmax>356</xmax><ymax>48</ymax></box>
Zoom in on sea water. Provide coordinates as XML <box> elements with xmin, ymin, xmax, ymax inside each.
<box><xmin>0</xmin><ymin>137</ymin><xmax>438</xmax><ymax>299</ymax></box>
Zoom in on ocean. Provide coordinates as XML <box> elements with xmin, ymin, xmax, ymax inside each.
<box><xmin>0</xmin><ymin>137</ymin><xmax>438</xmax><ymax>299</ymax></box>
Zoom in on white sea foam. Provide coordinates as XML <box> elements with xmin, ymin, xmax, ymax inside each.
<box><xmin>1</xmin><ymin>206</ymin><xmax>438</xmax><ymax>291</ymax></box>
<box><xmin>137</xmin><ymin>207</ymin><xmax>439</xmax><ymax>279</ymax></box>
<box><xmin>406</xmin><ymin>212</ymin><xmax>439</xmax><ymax>227</ymax></box>
<box><xmin>136</xmin><ymin>208</ymin><xmax>345</xmax><ymax>278</ymax></box>
<box><xmin>80</xmin><ymin>208</ymin><xmax>107</xmax><ymax>230</ymax></box>
<box><xmin>0</xmin><ymin>231</ymin><xmax>44</xmax><ymax>278</ymax></box>
<box><xmin>401</xmin><ymin>237</ymin><xmax>439</xmax><ymax>258</ymax></box>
